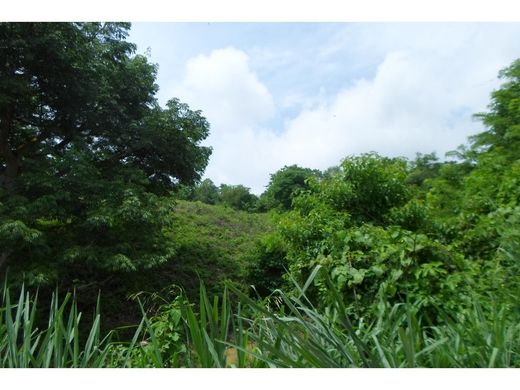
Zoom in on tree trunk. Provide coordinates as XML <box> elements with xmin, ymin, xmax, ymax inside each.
<box><xmin>0</xmin><ymin>251</ymin><xmax>11</xmax><ymax>273</ymax></box>
<box><xmin>0</xmin><ymin>104</ymin><xmax>20</xmax><ymax>194</ymax></box>
<box><xmin>0</xmin><ymin>157</ymin><xmax>20</xmax><ymax>193</ymax></box>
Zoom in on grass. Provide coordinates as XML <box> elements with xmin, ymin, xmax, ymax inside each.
<box><xmin>52</xmin><ymin>200</ymin><xmax>273</xmax><ymax>336</ymax></box>
<box><xmin>0</xmin><ymin>284</ymin><xmax>111</xmax><ymax>367</ymax></box>
<box><xmin>166</xmin><ymin>200</ymin><xmax>272</xmax><ymax>294</ymax></box>
<box><xmin>229</xmin><ymin>268</ymin><xmax>520</xmax><ymax>368</ymax></box>
<box><xmin>1</xmin><ymin>267</ymin><xmax>519</xmax><ymax>368</ymax></box>
<box><xmin>121</xmin><ymin>200</ymin><xmax>273</xmax><ymax>301</ymax></box>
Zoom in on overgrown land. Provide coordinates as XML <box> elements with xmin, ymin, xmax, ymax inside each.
<box><xmin>1</xmin><ymin>23</ymin><xmax>519</xmax><ymax>367</ymax></box>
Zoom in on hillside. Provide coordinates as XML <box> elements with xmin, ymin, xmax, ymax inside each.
<box><xmin>165</xmin><ymin>200</ymin><xmax>273</xmax><ymax>296</ymax></box>
<box><xmin>97</xmin><ymin>200</ymin><xmax>273</xmax><ymax>331</ymax></box>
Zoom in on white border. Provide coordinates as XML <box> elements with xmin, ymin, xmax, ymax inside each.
<box><xmin>2</xmin><ymin>0</ymin><xmax>520</xmax><ymax>21</ymax></box>
<box><xmin>1</xmin><ymin>368</ymin><xmax>519</xmax><ymax>389</ymax></box>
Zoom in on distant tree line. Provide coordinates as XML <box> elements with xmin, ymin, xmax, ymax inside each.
<box><xmin>176</xmin><ymin>165</ymin><xmax>322</xmax><ymax>212</ymax></box>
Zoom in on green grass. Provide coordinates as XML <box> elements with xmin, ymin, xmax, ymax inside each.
<box><xmin>223</xmin><ymin>269</ymin><xmax>520</xmax><ymax>368</ymax></box>
<box><xmin>0</xmin><ymin>284</ymin><xmax>111</xmax><ymax>367</ymax></box>
<box><xmin>55</xmin><ymin>200</ymin><xmax>273</xmax><ymax>335</ymax></box>
<box><xmin>121</xmin><ymin>200</ymin><xmax>272</xmax><ymax>312</ymax></box>
<box><xmin>2</xmin><ymin>267</ymin><xmax>519</xmax><ymax>368</ymax></box>
<box><xmin>133</xmin><ymin>200</ymin><xmax>273</xmax><ymax>299</ymax></box>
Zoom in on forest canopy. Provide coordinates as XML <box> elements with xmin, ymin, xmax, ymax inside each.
<box><xmin>0</xmin><ymin>22</ymin><xmax>211</xmax><ymax>281</ymax></box>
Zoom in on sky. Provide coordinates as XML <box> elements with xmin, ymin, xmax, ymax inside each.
<box><xmin>128</xmin><ymin>23</ymin><xmax>520</xmax><ymax>194</ymax></box>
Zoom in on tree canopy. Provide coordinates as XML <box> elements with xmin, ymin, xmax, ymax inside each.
<box><xmin>260</xmin><ymin>165</ymin><xmax>320</xmax><ymax>211</ymax></box>
<box><xmin>0</xmin><ymin>23</ymin><xmax>211</xmax><ymax>282</ymax></box>
<box><xmin>259</xmin><ymin>60</ymin><xmax>520</xmax><ymax>319</ymax></box>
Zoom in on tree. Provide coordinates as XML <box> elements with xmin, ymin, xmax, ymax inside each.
<box><xmin>273</xmin><ymin>153</ymin><xmax>473</xmax><ymax>319</ymax></box>
<box><xmin>260</xmin><ymin>165</ymin><xmax>319</xmax><ymax>211</ymax></box>
<box><xmin>219</xmin><ymin>184</ymin><xmax>258</xmax><ymax>211</ymax></box>
<box><xmin>441</xmin><ymin>59</ymin><xmax>520</xmax><ymax>260</ymax></box>
<box><xmin>335</xmin><ymin>153</ymin><xmax>409</xmax><ymax>224</ymax></box>
<box><xmin>193</xmin><ymin>179</ymin><xmax>220</xmax><ymax>205</ymax></box>
<box><xmin>472</xmin><ymin>59</ymin><xmax>520</xmax><ymax>164</ymax></box>
<box><xmin>466</xmin><ymin>58</ymin><xmax>520</xmax><ymax>209</ymax></box>
<box><xmin>0</xmin><ymin>23</ymin><xmax>211</xmax><ymax>282</ymax></box>
<box><xmin>405</xmin><ymin>152</ymin><xmax>442</xmax><ymax>189</ymax></box>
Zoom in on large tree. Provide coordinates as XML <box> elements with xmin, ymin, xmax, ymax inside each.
<box><xmin>219</xmin><ymin>184</ymin><xmax>258</xmax><ymax>211</ymax></box>
<box><xmin>260</xmin><ymin>165</ymin><xmax>320</xmax><ymax>211</ymax></box>
<box><xmin>0</xmin><ymin>23</ymin><xmax>211</xmax><ymax>282</ymax></box>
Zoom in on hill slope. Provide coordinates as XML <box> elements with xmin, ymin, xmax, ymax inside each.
<box><xmin>98</xmin><ymin>200</ymin><xmax>273</xmax><ymax>331</ymax></box>
<box><xmin>164</xmin><ymin>200</ymin><xmax>273</xmax><ymax>296</ymax></box>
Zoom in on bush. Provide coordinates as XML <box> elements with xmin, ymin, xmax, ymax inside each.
<box><xmin>246</xmin><ymin>234</ymin><xmax>288</xmax><ymax>297</ymax></box>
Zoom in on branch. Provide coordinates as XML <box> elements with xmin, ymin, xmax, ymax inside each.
<box><xmin>74</xmin><ymin>275</ymin><xmax>114</xmax><ymax>291</ymax></box>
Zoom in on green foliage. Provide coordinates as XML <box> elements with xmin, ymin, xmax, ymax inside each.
<box><xmin>1</xmin><ymin>24</ymin><xmax>520</xmax><ymax>369</ymax></box>
<box><xmin>246</xmin><ymin>233</ymin><xmax>288</xmax><ymax>297</ymax></box>
<box><xmin>405</xmin><ymin>152</ymin><xmax>442</xmax><ymax>195</ymax></box>
<box><xmin>386</xmin><ymin>199</ymin><xmax>430</xmax><ymax>232</ymax></box>
<box><xmin>62</xmin><ymin>190</ymin><xmax>176</xmax><ymax>272</ymax></box>
<box><xmin>0</xmin><ymin>220</ymin><xmax>44</xmax><ymax>266</ymax></box>
<box><xmin>2</xmin><ymin>269</ymin><xmax>520</xmax><ymax>368</ymax></box>
<box><xmin>0</xmin><ymin>285</ymin><xmax>111</xmax><ymax>367</ymax></box>
<box><xmin>136</xmin><ymin>200</ymin><xmax>272</xmax><ymax>300</ymax></box>
<box><xmin>473</xmin><ymin>58</ymin><xmax>520</xmax><ymax>163</ymax></box>
<box><xmin>336</xmin><ymin>153</ymin><xmax>410</xmax><ymax>223</ymax></box>
<box><xmin>231</xmin><ymin>268</ymin><xmax>520</xmax><ymax>368</ymax></box>
<box><xmin>266</xmin><ymin>153</ymin><xmax>482</xmax><ymax>320</ymax></box>
<box><xmin>176</xmin><ymin>180</ymin><xmax>259</xmax><ymax>211</ymax></box>
<box><xmin>194</xmin><ymin>179</ymin><xmax>220</xmax><ymax>204</ymax></box>
<box><xmin>218</xmin><ymin>184</ymin><xmax>258</xmax><ymax>211</ymax></box>
<box><xmin>178</xmin><ymin>282</ymin><xmax>232</xmax><ymax>367</ymax></box>
<box><xmin>264</xmin><ymin>60</ymin><xmax>520</xmax><ymax>319</ymax></box>
<box><xmin>284</xmin><ymin>220</ymin><xmax>474</xmax><ymax>319</ymax></box>
<box><xmin>424</xmin><ymin>59</ymin><xmax>520</xmax><ymax>262</ymax></box>
<box><xmin>65</xmin><ymin>199</ymin><xmax>273</xmax><ymax>332</ymax></box>
<box><xmin>103</xmin><ymin>282</ymin><xmax>255</xmax><ymax>368</ymax></box>
<box><xmin>0</xmin><ymin>23</ymin><xmax>211</xmax><ymax>283</ymax></box>
<box><xmin>260</xmin><ymin>165</ymin><xmax>320</xmax><ymax>211</ymax></box>
<box><xmin>425</xmin><ymin>161</ymin><xmax>472</xmax><ymax>222</ymax></box>
<box><xmin>110</xmin><ymin>57</ymin><xmax>520</xmax><ymax>368</ymax></box>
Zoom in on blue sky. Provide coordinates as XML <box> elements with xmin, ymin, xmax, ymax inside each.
<box><xmin>129</xmin><ymin>23</ymin><xmax>520</xmax><ymax>194</ymax></box>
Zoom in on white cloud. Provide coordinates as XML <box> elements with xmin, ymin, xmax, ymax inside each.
<box><xmin>174</xmin><ymin>46</ymin><xmax>274</xmax><ymax>131</ymax></box>
<box><xmin>275</xmin><ymin>24</ymin><xmax>520</xmax><ymax>173</ymax></box>
<box><xmin>266</xmin><ymin>48</ymin><xmax>507</xmax><ymax>175</ymax></box>
<box><xmin>168</xmin><ymin>25</ymin><xmax>520</xmax><ymax>194</ymax></box>
<box><xmin>274</xmin><ymin>52</ymin><xmax>464</xmax><ymax>168</ymax></box>
<box><xmin>172</xmin><ymin>47</ymin><xmax>277</xmax><ymax>192</ymax></box>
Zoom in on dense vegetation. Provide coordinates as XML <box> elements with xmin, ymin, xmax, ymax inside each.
<box><xmin>1</xmin><ymin>22</ymin><xmax>519</xmax><ymax>367</ymax></box>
